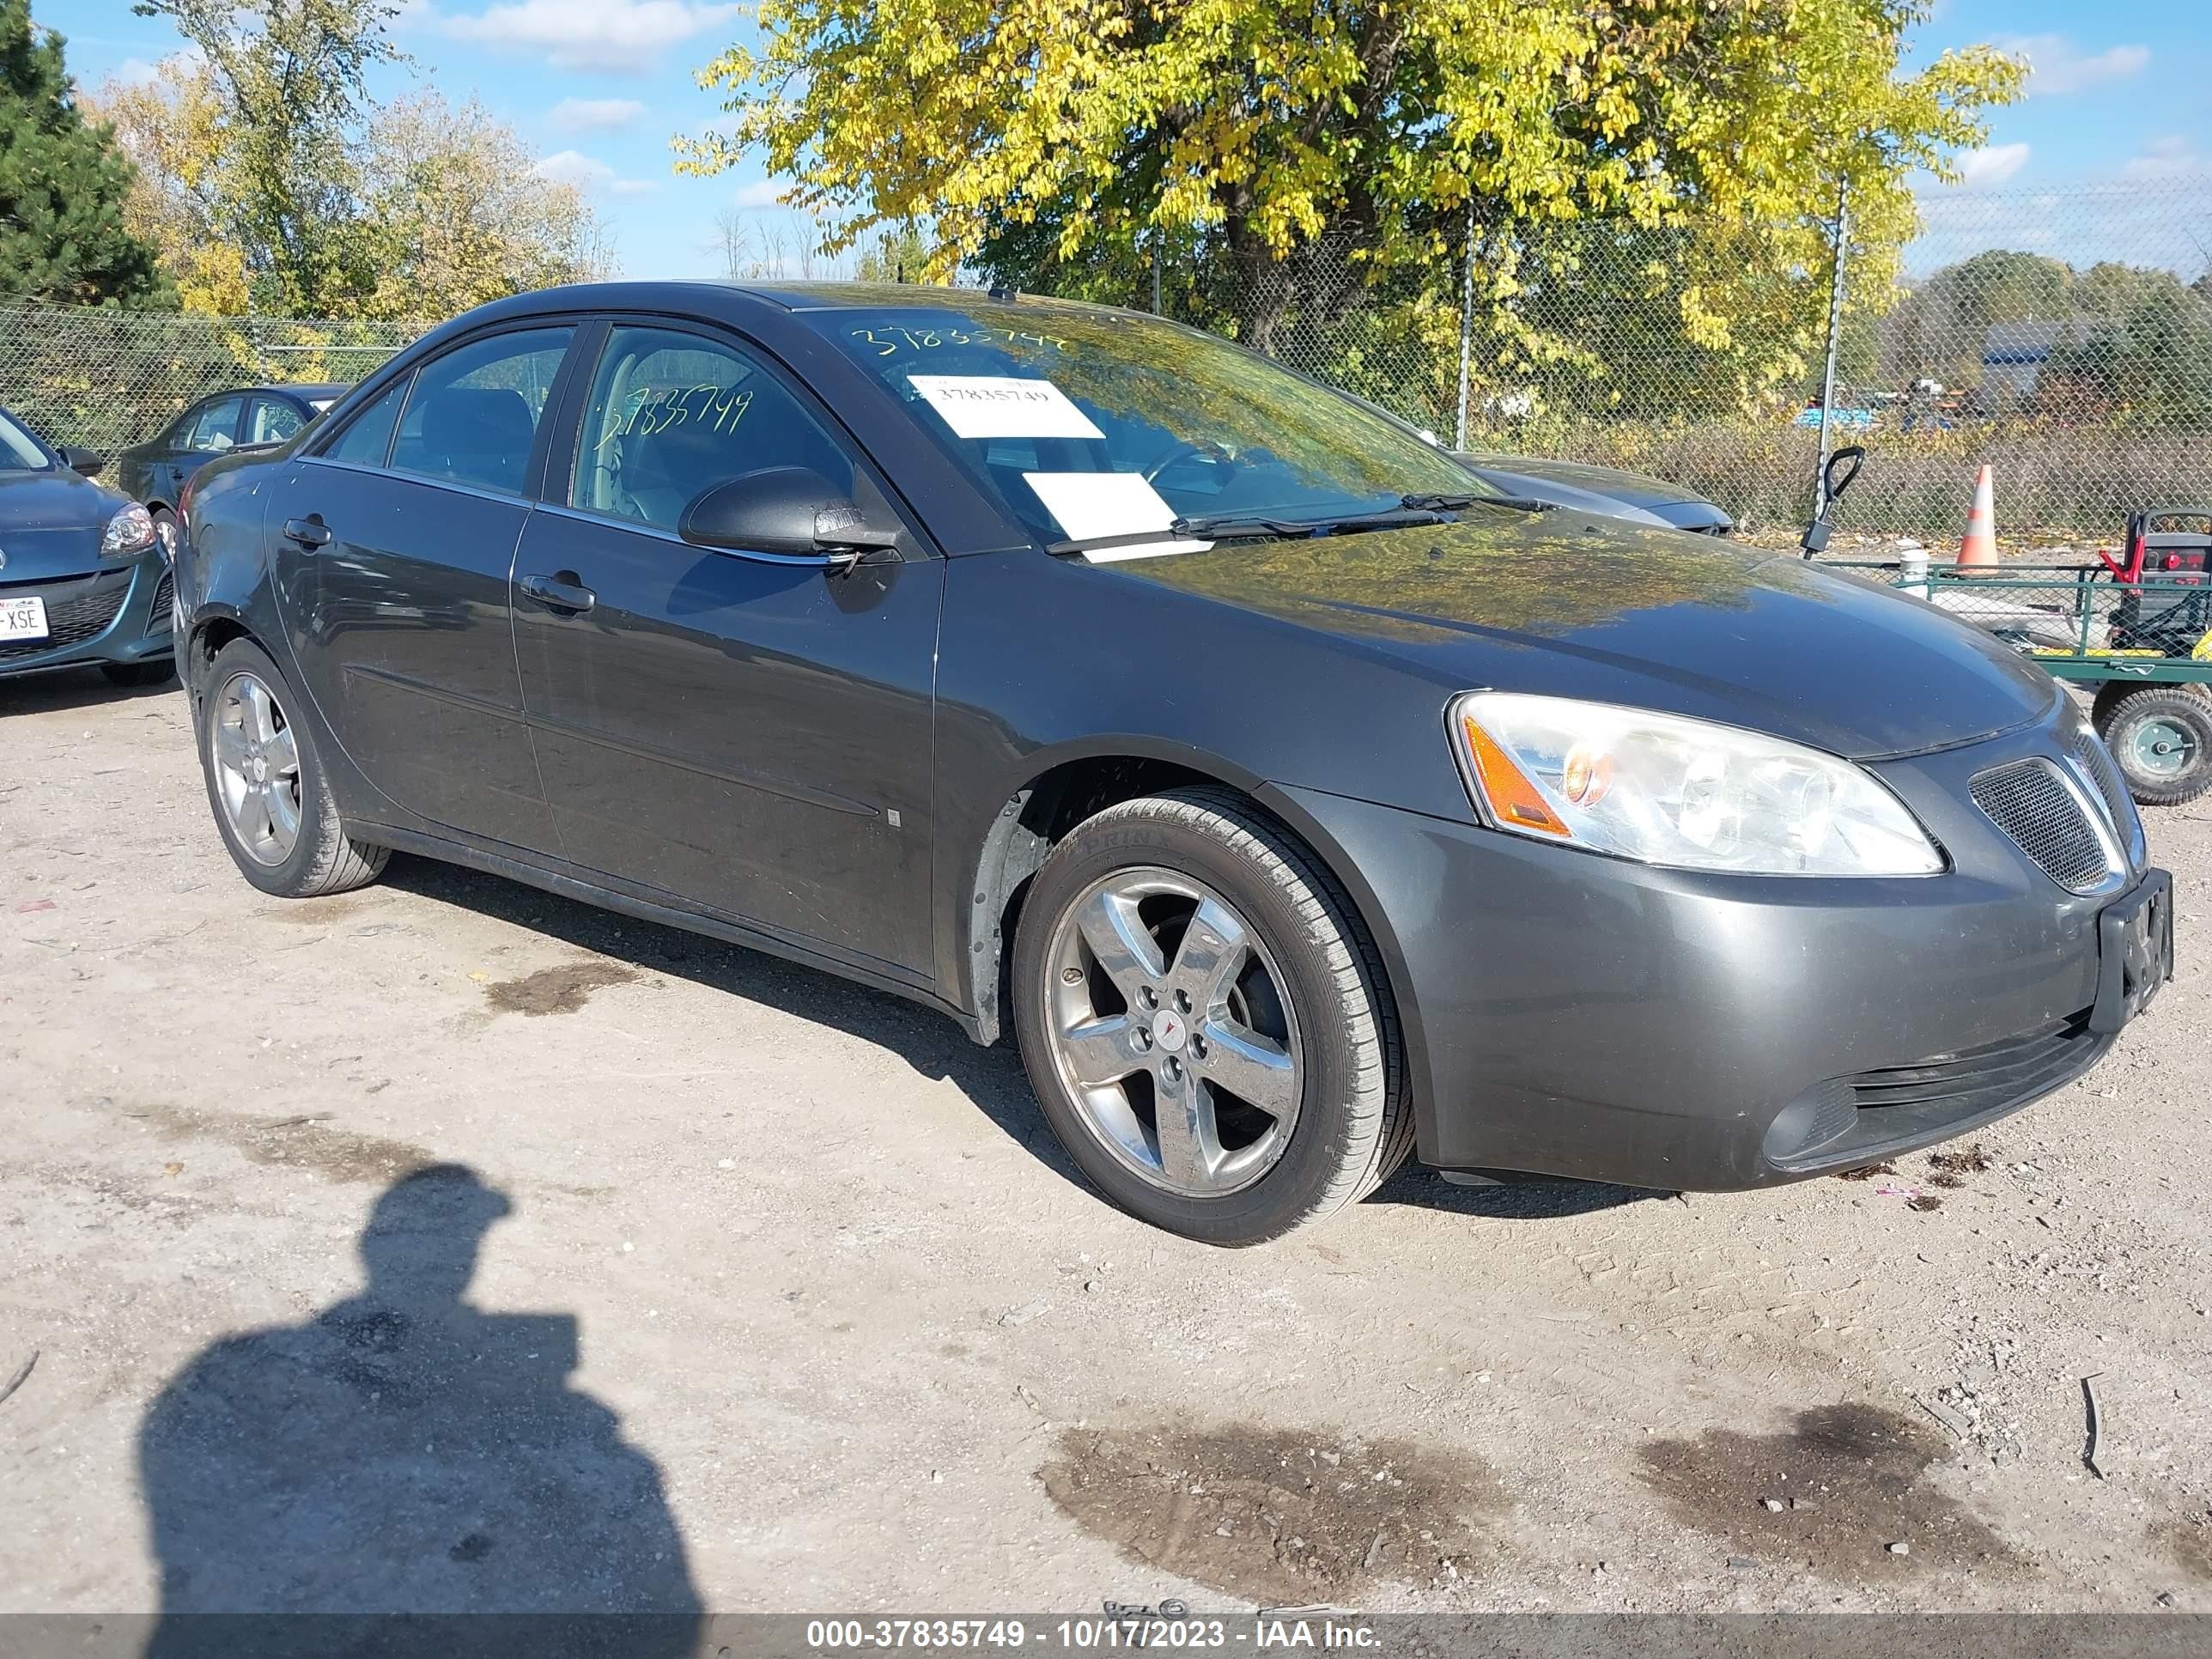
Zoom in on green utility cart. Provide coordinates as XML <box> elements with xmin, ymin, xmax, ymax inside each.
<box><xmin>1835</xmin><ymin>508</ymin><xmax>2212</xmax><ymax>805</ymax></box>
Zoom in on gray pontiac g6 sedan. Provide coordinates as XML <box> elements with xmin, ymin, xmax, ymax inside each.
<box><xmin>170</xmin><ymin>283</ymin><xmax>2169</xmax><ymax>1243</ymax></box>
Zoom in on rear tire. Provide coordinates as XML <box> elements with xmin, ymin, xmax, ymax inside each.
<box><xmin>197</xmin><ymin>636</ymin><xmax>388</xmax><ymax>896</ymax></box>
<box><xmin>1012</xmin><ymin>787</ymin><xmax>1411</xmax><ymax>1245</ymax></box>
<box><xmin>2095</xmin><ymin>684</ymin><xmax>2212</xmax><ymax>806</ymax></box>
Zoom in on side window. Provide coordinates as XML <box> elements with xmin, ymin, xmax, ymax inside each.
<box><xmin>324</xmin><ymin>376</ymin><xmax>410</xmax><ymax>468</ymax></box>
<box><xmin>391</xmin><ymin>327</ymin><xmax>574</xmax><ymax>495</ymax></box>
<box><xmin>569</xmin><ymin>325</ymin><xmax>861</xmax><ymax>533</ymax></box>
<box><xmin>248</xmin><ymin>398</ymin><xmax>306</xmax><ymax>446</ymax></box>
<box><xmin>180</xmin><ymin>397</ymin><xmax>245</xmax><ymax>453</ymax></box>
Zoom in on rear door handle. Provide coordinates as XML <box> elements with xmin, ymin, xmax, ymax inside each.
<box><xmin>282</xmin><ymin>516</ymin><xmax>332</xmax><ymax>548</ymax></box>
<box><xmin>520</xmin><ymin>573</ymin><xmax>596</xmax><ymax>614</ymax></box>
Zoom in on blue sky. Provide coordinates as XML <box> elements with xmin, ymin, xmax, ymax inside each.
<box><xmin>33</xmin><ymin>0</ymin><xmax>2212</xmax><ymax>284</ymax></box>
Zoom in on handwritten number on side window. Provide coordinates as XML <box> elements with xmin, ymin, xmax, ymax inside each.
<box><xmin>595</xmin><ymin>382</ymin><xmax>752</xmax><ymax>453</ymax></box>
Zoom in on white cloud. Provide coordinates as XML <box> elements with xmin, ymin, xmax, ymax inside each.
<box><xmin>732</xmin><ymin>180</ymin><xmax>786</xmax><ymax>209</ymax></box>
<box><xmin>442</xmin><ymin>0</ymin><xmax>739</xmax><ymax>74</ymax></box>
<box><xmin>111</xmin><ymin>58</ymin><xmax>163</xmax><ymax>87</ymax></box>
<box><xmin>548</xmin><ymin>97</ymin><xmax>647</xmax><ymax>134</ymax></box>
<box><xmin>2123</xmin><ymin>135</ymin><xmax>2207</xmax><ymax>180</ymax></box>
<box><xmin>1996</xmin><ymin>34</ymin><xmax>2150</xmax><ymax>96</ymax></box>
<box><xmin>535</xmin><ymin>149</ymin><xmax>659</xmax><ymax>197</ymax></box>
<box><xmin>1956</xmin><ymin>143</ymin><xmax>2030</xmax><ymax>187</ymax></box>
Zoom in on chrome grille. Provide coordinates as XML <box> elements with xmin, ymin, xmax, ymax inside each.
<box><xmin>1971</xmin><ymin>759</ymin><xmax>2113</xmax><ymax>892</ymax></box>
<box><xmin>0</xmin><ymin>569</ymin><xmax>131</xmax><ymax>662</ymax></box>
<box><xmin>2069</xmin><ymin>729</ymin><xmax>2141</xmax><ymax>866</ymax></box>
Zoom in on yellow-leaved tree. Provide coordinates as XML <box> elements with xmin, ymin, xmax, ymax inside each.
<box><xmin>684</xmin><ymin>0</ymin><xmax>2021</xmax><ymax>422</ymax></box>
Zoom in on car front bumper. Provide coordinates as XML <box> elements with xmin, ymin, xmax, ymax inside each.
<box><xmin>0</xmin><ymin>555</ymin><xmax>173</xmax><ymax>680</ymax></box>
<box><xmin>1277</xmin><ymin>714</ymin><xmax>2166</xmax><ymax>1191</ymax></box>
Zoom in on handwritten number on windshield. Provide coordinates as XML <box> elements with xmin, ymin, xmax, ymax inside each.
<box><xmin>848</xmin><ymin>325</ymin><xmax>1067</xmax><ymax>357</ymax></box>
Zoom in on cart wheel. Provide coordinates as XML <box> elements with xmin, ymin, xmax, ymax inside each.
<box><xmin>2096</xmin><ymin>685</ymin><xmax>2212</xmax><ymax>806</ymax></box>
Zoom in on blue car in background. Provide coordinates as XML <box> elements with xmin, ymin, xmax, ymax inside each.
<box><xmin>109</xmin><ymin>383</ymin><xmax>347</xmax><ymax>561</ymax></box>
<box><xmin>0</xmin><ymin>404</ymin><xmax>173</xmax><ymax>688</ymax></box>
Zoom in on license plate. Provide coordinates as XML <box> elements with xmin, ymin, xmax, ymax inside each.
<box><xmin>0</xmin><ymin>595</ymin><xmax>48</xmax><ymax>641</ymax></box>
<box><xmin>2090</xmin><ymin>867</ymin><xmax>2174</xmax><ymax>1034</ymax></box>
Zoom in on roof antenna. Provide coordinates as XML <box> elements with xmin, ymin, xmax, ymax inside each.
<box><xmin>988</xmin><ymin>285</ymin><xmax>1020</xmax><ymax>301</ymax></box>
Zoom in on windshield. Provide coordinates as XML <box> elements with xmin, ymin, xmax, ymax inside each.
<box><xmin>803</xmin><ymin>298</ymin><xmax>1494</xmax><ymax>550</ymax></box>
<box><xmin>0</xmin><ymin>410</ymin><xmax>53</xmax><ymax>471</ymax></box>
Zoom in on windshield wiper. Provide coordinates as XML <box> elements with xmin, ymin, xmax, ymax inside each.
<box><xmin>1175</xmin><ymin>507</ymin><xmax>1457</xmax><ymax>541</ymax></box>
<box><xmin>1047</xmin><ymin>500</ymin><xmax>1522</xmax><ymax>558</ymax></box>
<box><xmin>1402</xmin><ymin>489</ymin><xmax>1555</xmax><ymax>514</ymax></box>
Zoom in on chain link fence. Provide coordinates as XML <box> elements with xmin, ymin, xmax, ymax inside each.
<box><xmin>8</xmin><ymin>177</ymin><xmax>2210</xmax><ymax>550</ymax></box>
<box><xmin>0</xmin><ymin>299</ymin><xmax>423</xmax><ymax>456</ymax></box>
<box><xmin>1065</xmin><ymin>179</ymin><xmax>2212</xmax><ymax>550</ymax></box>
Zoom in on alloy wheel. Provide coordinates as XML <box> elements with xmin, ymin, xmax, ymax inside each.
<box><xmin>211</xmin><ymin>671</ymin><xmax>302</xmax><ymax>865</ymax></box>
<box><xmin>1043</xmin><ymin>866</ymin><xmax>1304</xmax><ymax>1198</ymax></box>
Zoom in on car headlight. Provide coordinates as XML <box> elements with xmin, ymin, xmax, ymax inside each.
<box><xmin>1449</xmin><ymin>691</ymin><xmax>1944</xmax><ymax>876</ymax></box>
<box><xmin>100</xmin><ymin>502</ymin><xmax>156</xmax><ymax>556</ymax></box>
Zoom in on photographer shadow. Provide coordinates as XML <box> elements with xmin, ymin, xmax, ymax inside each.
<box><xmin>137</xmin><ymin>1165</ymin><xmax>701</xmax><ymax>1656</ymax></box>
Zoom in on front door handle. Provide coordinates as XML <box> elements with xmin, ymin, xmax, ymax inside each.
<box><xmin>520</xmin><ymin>573</ymin><xmax>596</xmax><ymax>614</ymax></box>
<box><xmin>282</xmin><ymin>516</ymin><xmax>332</xmax><ymax>548</ymax></box>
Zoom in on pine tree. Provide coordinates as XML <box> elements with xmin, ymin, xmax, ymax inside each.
<box><xmin>0</xmin><ymin>0</ymin><xmax>170</xmax><ymax>305</ymax></box>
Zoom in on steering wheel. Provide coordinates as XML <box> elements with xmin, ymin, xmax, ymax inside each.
<box><xmin>1145</xmin><ymin>440</ymin><xmax>1237</xmax><ymax>486</ymax></box>
<box><xmin>1143</xmin><ymin>441</ymin><xmax>1202</xmax><ymax>484</ymax></box>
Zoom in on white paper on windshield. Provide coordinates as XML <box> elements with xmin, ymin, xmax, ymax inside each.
<box><xmin>908</xmin><ymin>374</ymin><xmax>1104</xmax><ymax>441</ymax></box>
<box><xmin>1024</xmin><ymin>471</ymin><xmax>1212</xmax><ymax>561</ymax></box>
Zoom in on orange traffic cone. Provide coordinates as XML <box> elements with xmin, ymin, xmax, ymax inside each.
<box><xmin>1958</xmin><ymin>464</ymin><xmax>1999</xmax><ymax>570</ymax></box>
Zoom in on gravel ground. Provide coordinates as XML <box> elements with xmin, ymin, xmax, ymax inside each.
<box><xmin>3</xmin><ymin>667</ymin><xmax>2209</xmax><ymax>1618</ymax></box>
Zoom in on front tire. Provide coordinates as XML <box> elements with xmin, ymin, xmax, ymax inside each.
<box><xmin>2096</xmin><ymin>684</ymin><xmax>2212</xmax><ymax>806</ymax></box>
<box><xmin>197</xmin><ymin>637</ymin><xmax>388</xmax><ymax>896</ymax></box>
<box><xmin>1012</xmin><ymin>787</ymin><xmax>1411</xmax><ymax>1245</ymax></box>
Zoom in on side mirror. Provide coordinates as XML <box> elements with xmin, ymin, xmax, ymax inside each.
<box><xmin>62</xmin><ymin>447</ymin><xmax>105</xmax><ymax>477</ymax></box>
<box><xmin>678</xmin><ymin>467</ymin><xmax>900</xmax><ymax>563</ymax></box>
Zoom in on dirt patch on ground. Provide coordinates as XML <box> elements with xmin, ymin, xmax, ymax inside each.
<box><xmin>2154</xmin><ymin>1513</ymin><xmax>2212</xmax><ymax>1583</ymax></box>
<box><xmin>1037</xmin><ymin>1425</ymin><xmax>1505</xmax><ymax>1604</ymax></box>
<box><xmin>261</xmin><ymin>896</ymin><xmax>368</xmax><ymax>926</ymax></box>
<box><xmin>1925</xmin><ymin>1145</ymin><xmax>1995</xmax><ymax>1190</ymax></box>
<box><xmin>130</xmin><ymin>1105</ymin><xmax>433</xmax><ymax>1186</ymax></box>
<box><xmin>1635</xmin><ymin>1403</ymin><xmax>2023</xmax><ymax>1580</ymax></box>
<box><xmin>483</xmin><ymin>962</ymin><xmax>637</xmax><ymax>1017</ymax></box>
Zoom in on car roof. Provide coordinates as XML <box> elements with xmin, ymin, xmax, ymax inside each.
<box><xmin>462</xmin><ymin>279</ymin><xmax>1144</xmax><ymax>326</ymax></box>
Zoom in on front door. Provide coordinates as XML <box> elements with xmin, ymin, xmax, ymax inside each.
<box><xmin>272</xmin><ymin>325</ymin><xmax>576</xmax><ymax>848</ymax></box>
<box><xmin>512</xmin><ymin>321</ymin><xmax>942</xmax><ymax>975</ymax></box>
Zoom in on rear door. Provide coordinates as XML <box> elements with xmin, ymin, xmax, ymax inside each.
<box><xmin>269</xmin><ymin>325</ymin><xmax>580</xmax><ymax>849</ymax></box>
<box><xmin>511</xmin><ymin>319</ymin><xmax>943</xmax><ymax>975</ymax></box>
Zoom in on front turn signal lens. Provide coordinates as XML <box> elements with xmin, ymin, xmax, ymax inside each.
<box><xmin>1459</xmin><ymin>714</ymin><xmax>1570</xmax><ymax>836</ymax></box>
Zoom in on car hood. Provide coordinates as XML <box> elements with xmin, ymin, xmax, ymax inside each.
<box><xmin>1123</xmin><ymin>514</ymin><xmax>2057</xmax><ymax>761</ymax></box>
<box><xmin>0</xmin><ymin>469</ymin><xmax>127</xmax><ymax>580</ymax></box>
